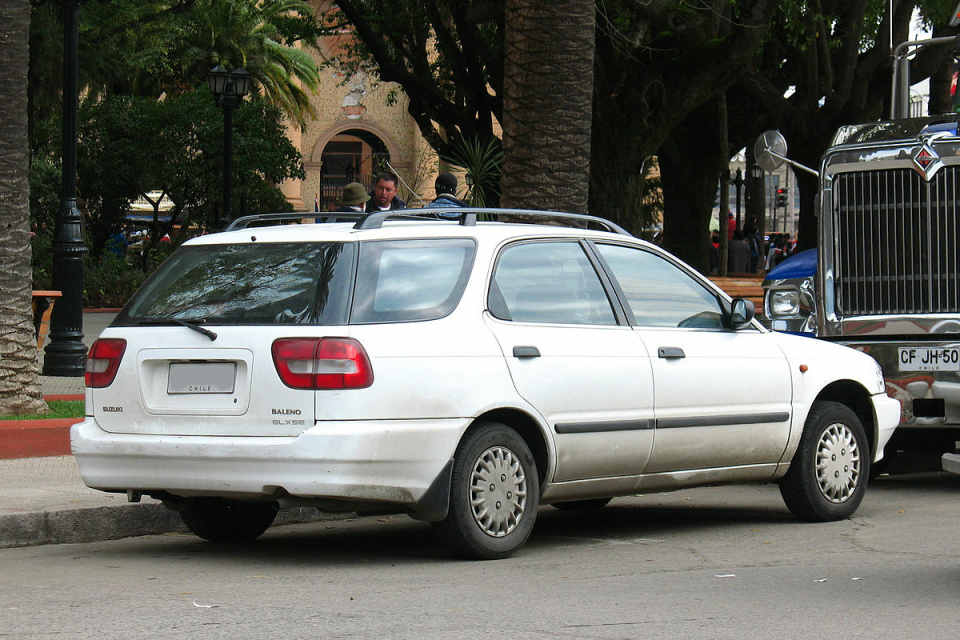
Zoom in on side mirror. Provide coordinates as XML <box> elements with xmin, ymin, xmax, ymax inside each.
<box><xmin>754</xmin><ymin>131</ymin><xmax>788</xmax><ymax>173</ymax></box>
<box><xmin>728</xmin><ymin>298</ymin><xmax>755</xmax><ymax>328</ymax></box>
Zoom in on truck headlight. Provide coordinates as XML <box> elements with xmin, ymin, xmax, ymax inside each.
<box><xmin>769</xmin><ymin>290</ymin><xmax>800</xmax><ymax>317</ymax></box>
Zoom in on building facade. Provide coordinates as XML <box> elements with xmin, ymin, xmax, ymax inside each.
<box><xmin>278</xmin><ymin>4</ymin><xmax>440</xmax><ymax>211</ymax></box>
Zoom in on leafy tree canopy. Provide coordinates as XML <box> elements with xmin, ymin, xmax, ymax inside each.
<box><xmin>29</xmin><ymin>0</ymin><xmax>324</xmax><ymax>126</ymax></box>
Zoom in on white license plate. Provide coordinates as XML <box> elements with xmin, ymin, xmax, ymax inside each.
<box><xmin>898</xmin><ymin>347</ymin><xmax>960</xmax><ymax>372</ymax></box>
<box><xmin>168</xmin><ymin>362</ymin><xmax>236</xmax><ymax>394</ymax></box>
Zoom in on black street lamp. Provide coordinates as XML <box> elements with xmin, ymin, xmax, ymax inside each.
<box><xmin>208</xmin><ymin>65</ymin><xmax>251</xmax><ymax>229</ymax></box>
<box><xmin>43</xmin><ymin>0</ymin><xmax>88</xmax><ymax>377</ymax></box>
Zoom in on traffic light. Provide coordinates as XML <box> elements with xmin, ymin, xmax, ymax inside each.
<box><xmin>776</xmin><ymin>188</ymin><xmax>787</xmax><ymax>207</ymax></box>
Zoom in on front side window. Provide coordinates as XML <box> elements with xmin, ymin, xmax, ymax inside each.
<box><xmin>595</xmin><ymin>243</ymin><xmax>724</xmax><ymax>329</ymax></box>
<box><xmin>351</xmin><ymin>238</ymin><xmax>476</xmax><ymax>323</ymax></box>
<box><xmin>490</xmin><ymin>241</ymin><xmax>616</xmax><ymax>325</ymax></box>
<box><xmin>117</xmin><ymin>242</ymin><xmax>355</xmax><ymax>325</ymax></box>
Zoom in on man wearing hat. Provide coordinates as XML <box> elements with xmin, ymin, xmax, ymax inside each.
<box><xmin>337</xmin><ymin>182</ymin><xmax>370</xmax><ymax>213</ymax></box>
<box><xmin>424</xmin><ymin>172</ymin><xmax>467</xmax><ymax>218</ymax></box>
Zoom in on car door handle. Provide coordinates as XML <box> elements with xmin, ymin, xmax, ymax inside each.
<box><xmin>657</xmin><ymin>347</ymin><xmax>685</xmax><ymax>359</ymax></box>
<box><xmin>513</xmin><ymin>346</ymin><xmax>541</xmax><ymax>358</ymax></box>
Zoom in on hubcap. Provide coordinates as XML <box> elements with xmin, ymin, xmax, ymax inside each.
<box><xmin>815</xmin><ymin>422</ymin><xmax>861</xmax><ymax>503</ymax></box>
<box><xmin>469</xmin><ymin>446</ymin><xmax>527</xmax><ymax>537</ymax></box>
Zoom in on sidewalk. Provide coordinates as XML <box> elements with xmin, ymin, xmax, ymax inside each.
<box><xmin>0</xmin><ymin>312</ymin><xmax>336</xmax><ymax>548</ymax></box>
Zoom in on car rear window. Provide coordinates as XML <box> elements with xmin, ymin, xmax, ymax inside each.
<box><xmin>116</xmin><ymin>242</ymin><xmax>356</xmax><ymax>326</ymax></box>
<box><xmin>114</xmin><ymin>237</ymin><xmax>477</xmax><ymax>327</ymax></box>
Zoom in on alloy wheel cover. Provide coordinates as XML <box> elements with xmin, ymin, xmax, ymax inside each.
<box><xmin>469</xmin><ymin>445</ymin><xmax>528</xmax><ymax>537</ymax></box>
<box><xmin>816</xmin><ymin>422</ymin><xmax>861</xmax><ymax>503</ymax></box>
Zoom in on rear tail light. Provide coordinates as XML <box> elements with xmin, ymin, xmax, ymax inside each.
<box><xmin>272</xmin><ymin>338</ymin><xmax>374</xmax><ymax>390</ymax></box>
<box><xmin>86</xmin><ymin>338</ymin><xmax>127</xmax><ymax>388</ymax></box>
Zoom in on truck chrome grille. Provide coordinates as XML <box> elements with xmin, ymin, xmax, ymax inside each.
<box><xmin>833</xmin><ymin>166</ymin><xmax>960</xmax><ymax>316</ymax></box>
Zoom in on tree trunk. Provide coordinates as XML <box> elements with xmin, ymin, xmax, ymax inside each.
<box><xmin>717</xmin><ymin>93</ymin><xmax>730</xmax><ymax>277</ymax></box>
<box><xmin>0</xmin><ymin>0</ymin><xmax>46</xmax><ymax>415</ymax></box>
<box><xmin>659</xmin><ymin>102</ymin><xmax>723</xmax><ymax>274</ymax></box>
<box><xmin>500</xmin><ymin>0</ymin><xmax>595</xmax><ymax>214</ymax></box>
<box><xmin>588</xmin><ymin>105</ymin><xmax>647</xmax><ymax>234</ymax></box>
<box><xmin>928</xmin><ymin>26</ymin><xmax>956</xmax><ymax>115</ymax></box>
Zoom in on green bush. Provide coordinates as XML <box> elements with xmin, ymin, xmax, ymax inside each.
<box><xmin>84</xmin><ymin>251</ymin><xmax>148</xmax><ymax>309</ymax></box>
<box><xmin>31</xmin><ymin>234</ymin><xmax>151</xmax><ymax>309</ymax></box>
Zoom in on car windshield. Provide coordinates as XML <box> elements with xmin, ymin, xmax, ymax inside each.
<box><xmin>116</xmin><ymin>242</ymin><xmax>356</xmax><ymax>326</ymax></box>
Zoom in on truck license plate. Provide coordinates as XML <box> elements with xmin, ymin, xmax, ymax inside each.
<box><xmin>898</xmin><ymin>347</ymin><xmax>960</xmax><ymax>372</ymax></box>
<box><xmin>168</xmin><ymin>362</ymin><xmax>236</xmax><ymax>394</ymax></box>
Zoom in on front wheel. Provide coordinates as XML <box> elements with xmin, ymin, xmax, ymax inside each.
<box><xmin>780</xmin><ymin>401</ymin><xmax>870</xmax><ymax>521</ymax></box>
<box><xmin>432</xmin><ymin>422</ymin><xmax>540</xmax><ymax>560</ymax></box>
<box><xmin>179</xmin><ymin>498</ymin><xmax>279</xmax><ymax>542</ymax></box>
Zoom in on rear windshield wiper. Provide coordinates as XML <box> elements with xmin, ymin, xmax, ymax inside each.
<box><xmin>138</xmin><ymin>317</ymin><xmax>218</xmax><ymax>341</ymax></box>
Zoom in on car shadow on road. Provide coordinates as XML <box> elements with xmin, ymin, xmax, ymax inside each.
<box><xmin>129</xmin><ymin>472</ymin><xmax>960</xmax><ymax>564</ymax></box>
<box><xmin>155</xmin><ymin>492</ymin><xmax>800</xmax><ymax>565</ymax></box>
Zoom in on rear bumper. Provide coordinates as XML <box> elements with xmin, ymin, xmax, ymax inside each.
<box><xmin>71</xmin><ymin>417</ymin><xmax>468</xmax><ymax>511</ymax></box>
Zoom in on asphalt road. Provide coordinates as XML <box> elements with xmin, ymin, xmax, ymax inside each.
<box><xmin>2</xmin><ymin>472</ymin><xmax>959</xmax><ymax>640</ymax></box>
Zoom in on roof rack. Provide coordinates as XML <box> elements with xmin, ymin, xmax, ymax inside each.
<box><xmin>224</xmin><ymin>211</ymin><xmax>365</xmax><ymax>231</ymax></box>
<box><xmin>353</xmin><ymin>208</ymin><xmax>632</xmax><ymax>235</ymax></box>
<box><xmin>225</xmin><ymin>208</ymin><xmax>632</xmax><ymax>236</ymax></box>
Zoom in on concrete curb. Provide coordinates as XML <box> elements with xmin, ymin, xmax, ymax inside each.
<box><xmin>0</xmin><ymin>502</ymin><xmax>350</xmax><ymax>549</ymax></box>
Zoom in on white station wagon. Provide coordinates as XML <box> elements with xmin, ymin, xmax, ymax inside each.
<box><xmin>73</xmin><ymin>209</ymin><xmax>901</xmax><ymax>559</ymax></box>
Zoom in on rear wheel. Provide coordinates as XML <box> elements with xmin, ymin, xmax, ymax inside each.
<box><xmin>433</xmin><ymin>422</ymin><xmax>540</xmax><ymax>560</ymax></box>
<box><xmin>780</xmin><ymin>401</ymin><xmax>869</xmax><ymax>521</ymax></box>
<box><xmin>179</xmin><ymin>498</ymin><xmax>279</xmax><ymax>542</ymax></box>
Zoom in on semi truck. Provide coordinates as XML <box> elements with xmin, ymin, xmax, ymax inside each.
<box><xmin>758</xmin><ymin>33</ymin><xmax>960</xmax><ymax>464</ymax></box>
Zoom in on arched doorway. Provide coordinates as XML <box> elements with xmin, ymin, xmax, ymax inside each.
<box><xmin>319</xmin><ymin>129</ymin><xmax>391</xmax><ymax>211</ymax></box>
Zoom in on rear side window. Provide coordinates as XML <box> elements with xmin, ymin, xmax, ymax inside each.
<box><xmin>116</xmin><ymin>243</ymin><xmax>356</xmax><ymax>325</ymax></box>
<box><xmin>351</xmin><ymin>238</ymin><xmax>477</xmax><ymax>323</ymax></box>
<box><xmin>489</xmin><ymin>241</ymin><xmax>616</xmax><ymax>325</ymax></box>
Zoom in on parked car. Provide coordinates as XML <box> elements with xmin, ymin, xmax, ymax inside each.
<box><xmin>73</xmin><ymin>209</ymin><xmax>900</xmax><ymax>559</ymax></box>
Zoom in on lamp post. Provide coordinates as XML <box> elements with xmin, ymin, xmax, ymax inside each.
<box><xmin>208</xmin><ymin>65</ymin><xmax>251</xmax><ymax>229</ymax></box>
<box><xmin>42</xmin><ymin>0</ymin><xmax>88</xmax><ymax>377</ymax></box>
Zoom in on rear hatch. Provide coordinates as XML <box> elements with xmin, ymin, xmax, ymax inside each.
<box><xmin>88</xmin><ymin>326</ymin><xmax>331</xmax><ymax>437</ymax></box>
<box><xmin>89</xmin><ymin>239</ymin><xmax>357</xmax><ymax>437</ymax></box>
<box><xmin>87</xmin><ymin>232</ymin><xmax>481</xmax><ymax>435</ymax></box>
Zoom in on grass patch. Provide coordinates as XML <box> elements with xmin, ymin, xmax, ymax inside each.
<box><xmin>0</xmin><ymin>400</ymin><xmax>85</xmax><ymax>421</ymax></box>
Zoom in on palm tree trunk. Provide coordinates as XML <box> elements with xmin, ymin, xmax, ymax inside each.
<box><xmin>501</xmin><ymin>0</ymin><xmax>595</xmax><ymax>214</ymax></box>
<box><xmin>0</xmin><ymin>0</ymin><xmax>47</xmax><ymax>415</ymax></box>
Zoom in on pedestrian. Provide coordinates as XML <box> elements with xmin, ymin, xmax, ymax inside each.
<box><xmin>423</xmin><ymin>172</ymin><xmax>467</xmax><ymax>218</ymax></box>
<box><xmin>765</xmin><ymin>234</ymin><xmax>786</xmax><ymax>271</ymax></box>
<box><xmin>728</xmin><ymin>228</ymin><xmax>751</xmax><ymax>273</ymax></box>
<box><xmin>365</xmin><ymin>171</ymin><xmax>407</xmax><ymax>212</ymax></box>
<box><xmin>336</xmin><ymin>182</ymin><xmax>370</xmax><ymax>213</ymax></box>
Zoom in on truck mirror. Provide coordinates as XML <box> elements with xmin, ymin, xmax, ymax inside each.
<box><xmin>755</xmin><ymin>131</ymin><xmax>788</xmax><ymax>173</ymax></box>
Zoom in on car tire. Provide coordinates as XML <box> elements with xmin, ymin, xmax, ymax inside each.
<box><xmin>779</xmin><ymin>401</ymin><xmax>870</xmax><ymax>522</ymax></box>
<box><xmin>432</xmin><ymin>421</ymin><xmax>540</xmax><ymax>560</ymax></box>
<box><xmin>179</xmin><ymin>498</ymin><xmax>279</xmax><ymax>542</ymax></box>
<box><xmin>552</xmin><ymin>498</ymin><xmax>612</xmax><ymax>511</ymax></box>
